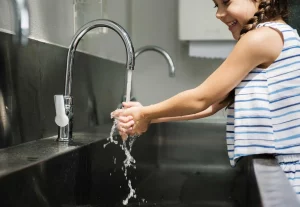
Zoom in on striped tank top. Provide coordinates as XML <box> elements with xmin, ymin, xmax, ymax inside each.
<box><xmin>226</xmin><ymin>22</ymin><xmax>300</xmax><ymax>166</ymax></box>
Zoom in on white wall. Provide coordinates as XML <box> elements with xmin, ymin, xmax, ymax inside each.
<box><xmin>131</xmin><ymin>0</ymin><xmax>227</xmax><ymax>122</ymax></box>
<box><xmin>0</xmin><ymin>0</ymin><xmax>131</xmax><ymax>62</ymax></box>
<box><xmin>74</xmin><ymin>0</ymin><xmax>132</xmax><ymax>63</ymax></box>
<box><xmin>0</xmin><ymin>0</ymin><xmax>74</xmax><ymax>46</ymax></box>
<box><xmin>0</xmin><ymin>0</ymin><xmax>228</xmax><ymax>122</ymax></box>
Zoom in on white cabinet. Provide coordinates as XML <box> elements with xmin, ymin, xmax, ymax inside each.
<box><xmin>178</xmin><ymin>0</ymin><xmax>233</xmax><ymax>41</ymax></box>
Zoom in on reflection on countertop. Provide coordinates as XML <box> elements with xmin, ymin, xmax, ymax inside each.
<box><xmin>0</xmin><ymin>124</ymin><xmax>112</xmax><ymax>178</ymax></box>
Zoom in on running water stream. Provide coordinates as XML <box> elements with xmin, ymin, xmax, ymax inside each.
<box><xmin>103</xmin><ymin>70</ymin><xmax>141</xmax><ymax>205</ymax></box>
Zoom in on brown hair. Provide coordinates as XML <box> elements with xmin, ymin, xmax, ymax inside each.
<box><xmin>224</xmin><ymin>0</ymin><xmax>289</xmax><ymax>108</ymax></box>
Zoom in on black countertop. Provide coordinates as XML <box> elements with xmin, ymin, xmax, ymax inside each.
<box><xmin>0</xmin><ymin>125</ymin><xmax>112</xmax><ymax>178</ymax></box>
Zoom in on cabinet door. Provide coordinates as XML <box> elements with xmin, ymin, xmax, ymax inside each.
<box><xmin>179</xmin><ymin>0</ymin><xmax>233</xmax><ymax>41</ymax></box>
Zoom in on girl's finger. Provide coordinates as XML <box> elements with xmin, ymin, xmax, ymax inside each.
<box><xmin>118</xmin><ymin>120</ymin><xmax>135</xmax><ymax>129</ymax></box>
<box><xmin>122</xmin><ymin>102</ymin><xmax>141</xmax><ymax>108</ymax></box>
<box><xmin>111</xmin><ymin>109</ymin><xmax>124</xmax><ymax>118</ymax></box>
<box><xmin>120</xmin><ymin>133</ymin><xmax>128</xmax><ymax>141</ymax></box>
<box><xmin>117</xmin><ymin>116</ymin><xmax>133</xmax><ymax>123</ymax></box>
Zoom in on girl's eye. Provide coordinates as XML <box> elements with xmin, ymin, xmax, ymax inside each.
<box><xmin>214</xmin><ymin>0</ymin><xmax>230</xmax><ymax>8</ymax></box>
<box><xmin>223</xmin><ymin>0</ymin><xmax>230</xmax><ymax>5</ymax></box>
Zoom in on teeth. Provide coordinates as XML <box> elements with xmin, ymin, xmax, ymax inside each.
<box><xmin>228</xmin><ymin>20</ymin><xmax>237</xmax><ymax>27</ymax></box>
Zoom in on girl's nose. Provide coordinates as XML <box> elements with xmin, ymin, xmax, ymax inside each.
<box><xmin>216</xmin><ymin>7</ymin><xmax>226</xmax><ymax>20</ymax></box>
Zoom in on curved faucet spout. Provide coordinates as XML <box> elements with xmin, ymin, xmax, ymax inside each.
<box><xmin>58</xmin><ymin>19</ymin><xmax>135</xmax><ymax>141</ymax></box>
<box><xmin>118</xmin><ymin>45</ymin><xmax>175</xmax><ymax>105</ymax></box>
<box><xmin>65</xmin><ymin>19</ymin><xmax>135</xmax><ymax>97</ymax></box>
<box><xmin>12</xmin><ymin>0</ymin><xmax>30</xmax><ymax>45</ymax></box>
<box><xmin>135</xmin><ymin>46</ymin><xmax>175</xmax><ymax>77</ymax></box>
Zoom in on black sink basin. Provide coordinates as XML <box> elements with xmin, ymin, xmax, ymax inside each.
<box><xmin>0</xmin><ymin>122</ymin><xmax>261</xmax><ymax>207</ymax></box>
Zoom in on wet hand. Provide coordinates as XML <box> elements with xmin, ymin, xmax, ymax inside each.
<box><xmin>114</xmin><ymin>102</ymin><xmax>144</xmax><ymax>139</ymax></box>
<box><xmin>112</xmin><ymin>104</ymin><xmax>151</xmax><ymax>139</ymax></box>
<box><xmin>116</xmin><ymin>115</ymin><xmax>134</xmax><ymax>139</ymax></box>
<box><xmin>114</xmin><ymin>102</ymin><xmax>143</xmax><ymax>139</ymax></box>
<box><xmin>122</xmin><ymin>101</ymin><xmax>143</xmax><ymax>109</ymax></box>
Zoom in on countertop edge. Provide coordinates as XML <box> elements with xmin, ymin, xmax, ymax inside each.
<box><xmin>252</xmin><ymin>158</ymin><xmax>300</xmax><ymax>207</ymax></box>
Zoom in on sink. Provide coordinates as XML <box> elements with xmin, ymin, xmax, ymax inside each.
<box><xmin>0</xmin><ymin>122</ymin><xmax>261</xmax><ymax>207</ymax></box>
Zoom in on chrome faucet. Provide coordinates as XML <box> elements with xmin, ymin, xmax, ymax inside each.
<box><xmin>12</xmin><ymin>0</ymin><xmax>30</xmax><ymax>45</ymax></box>
<box><xmin>119</xmin><ymin>45</ymin><xmax>175</xmax><ymax>104</ymax></box>
<box><xmin>56</xmin><ymin>19</ymin><xmax>135</xmax><ymax>142</ymax></box>
<box><xmin>135</xmin><ymin>46</ymin><xmax>175</xmax><ymax>77</ymax></box>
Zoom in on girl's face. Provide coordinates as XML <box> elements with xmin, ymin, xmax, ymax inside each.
<box><xmin>213</xmin><ymin>0</ymin><xmax>260</xmax><ymax>40</ymax></box>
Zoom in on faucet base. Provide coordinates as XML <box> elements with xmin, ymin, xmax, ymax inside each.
<box><xmin>56</xmin><ymin>96</ymin><xmax>73</xmax><ymax>142</ymax></box>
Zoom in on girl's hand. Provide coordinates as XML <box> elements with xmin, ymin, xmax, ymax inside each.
<box><xmin>122</xmin><ymin>101</ymin><xmax>143</xmax><ymax>109</ymax></box>
<box><xmin>112</xmin><ymin>105</ymin><xmax>151</xmax><ymax>139</ymax></box>
<box><xmin>116</xmin><ymin>102</ymin><xmax>143</xmax><ymax>139</ymax></box>
<box><xmin>116</xmin><ymin>115</ymin><xmax>134</xmax><ymax>140</ymax></box>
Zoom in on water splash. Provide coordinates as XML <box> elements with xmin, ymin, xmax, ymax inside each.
<box><xmin>121</xmin><ymin>137</ymin><xmax>138</xmax><ymax>177</ymax></box>
<box><xmin>106</xmin><ymin>70</ymin><xmax>139</xmax><ymax>205</ymax></box>
<box><xmin>103</xmin><ymin>116</ymin><xmax>119</xmax><ymax>148</ymax></box>
<box><xmin>121</xmin><ymin>135</ymin><xmax>140</xmax><ymax>205</ymax></box>
<box><xmin>103</xmin><ymin>113</ymin><xmax>139</xmax><ymax>205</ymax></box>
<box><xmin>122</xmin><ymin>180</ymin><xmax>136</xmax><ymax>206</ymax></box>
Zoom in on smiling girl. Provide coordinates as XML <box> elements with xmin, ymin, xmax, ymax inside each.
<box><xmin>113</xmin><ymin>0</ymin><xmax>300</xmax><ymax>201</ymax></box>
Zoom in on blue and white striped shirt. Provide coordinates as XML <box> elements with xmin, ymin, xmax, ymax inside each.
<box><xmin>226</xmin><ymin>22</ymin><xmax>300</xmax><ymax>166</ymax></box>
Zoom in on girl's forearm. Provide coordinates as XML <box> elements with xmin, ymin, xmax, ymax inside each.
<box><xmin>142</xmin><ymin>89</ymin><xmax>208</xmax><ymax>120</ymax></box>
<box><xmin>150</xmin><ymin>100</ymin><xmax>227</xmax><ymax>124</ymax></box>
<box><xmin>151</xmin><ymin>107</ymin><xmax>213</xmax><ymax>123</ymax></box>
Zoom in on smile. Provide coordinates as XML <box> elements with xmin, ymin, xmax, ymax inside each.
<box><xmin>228</xmin><ymin>20</ymin><xmax>238</xmax><ymax>31</ymax></box>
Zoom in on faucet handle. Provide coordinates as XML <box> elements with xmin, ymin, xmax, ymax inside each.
<box><xmin>54</xmin><ymin>95</ymin><xmax>69</xmax><ymax>127</ymax></box>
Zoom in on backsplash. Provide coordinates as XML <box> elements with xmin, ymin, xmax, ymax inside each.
<box><xmin>0</xmin><ymin>32</ymin><xmax>126</xmax><ymax>148</ymax></box>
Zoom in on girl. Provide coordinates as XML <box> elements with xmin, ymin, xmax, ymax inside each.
<box><xmin>113</xmin><ymin>0</ymin><xmax>300</xmax><ymax>201</ymax></box>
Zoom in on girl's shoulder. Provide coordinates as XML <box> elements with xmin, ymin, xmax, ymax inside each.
<box><xmin>239</xmin><ymin>25</ymin><xmax>284</xmax><ymax>65</ymax></box>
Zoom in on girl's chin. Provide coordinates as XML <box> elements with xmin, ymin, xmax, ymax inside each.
<box><xmin>232</xmin><ymin>30</ymin><xmax>241</xmax><ymax>40</ymax></box>
<box><xmin>232</xmin><ymin>34</ymin><xmax>239</xmax><ymax>40</ymax></box>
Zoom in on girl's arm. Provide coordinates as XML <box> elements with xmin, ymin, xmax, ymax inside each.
<box><xmin>140</xmin><ymin>27</ymin><xmax>283</xmax><ymax>120</ymax></box>
<box><xmin>151</xmin><ymin>97</ymin><xmax>228</xmax><ymax>123</ymax></box>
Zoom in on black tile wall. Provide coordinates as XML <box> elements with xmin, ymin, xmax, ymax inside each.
<box><xmin>0</xmin><ymin>32</ymin><xmax>127</xmax><ymax>148</ymax></box>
